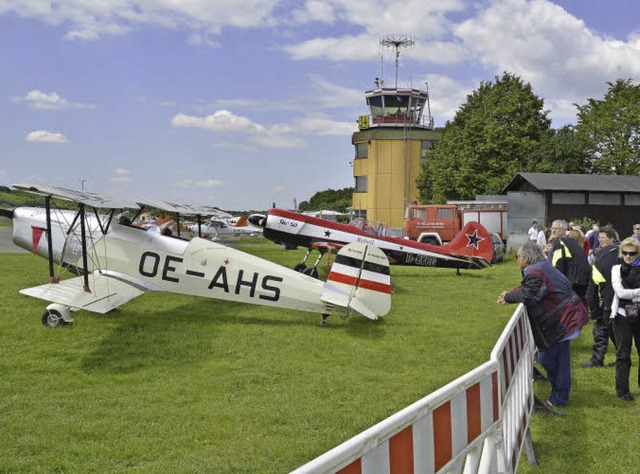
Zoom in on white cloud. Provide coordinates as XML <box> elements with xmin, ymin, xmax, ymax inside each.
<box><xmin>173</xmin><ymin>178</ymin><xmax>194</xmax><ymax>188</ymax></box>
<box><xmin>420</xmin><ymin>74</ymin><xmax>473</xmax><ymax>125</ymax></box>
<box><xmin>248</xmin><ymin>134</ymin><xmax>307</xmax><ymax>149</ymax></box>
<box><xmin>171</xmin><ymin>110</ymin><xmax>266</xmax><ymax>134</ymax></box>
<box><xmin>271</xmin><ymin>185</ymin><xmax>286</xmax><ymax>193</ymax></box>
<box><xmin>291</xmin><ymin>0</ymin><xmax>335</xmax><ymax>24</ymax></box>
<box><xmin>307</xmin><ymin>76</ymin><xmax>362</xmax><ymax>110</ymax></box>
<box><xmin>0</xmin><ymin>0</ymin><xmax>281</xmax><ymax>42</ymax></box>
<box><xmin>284</xmin><ymin>34</ymin><xmax>378</xmax><ymax>61</ymax></box>
<box><xmin>297</xmin><ymin>114</ymin><xmax>357</xmax><ymax>135</ymax></box>
<box><xmin>172</xmin><ymin>107</ymin><xmax>355</xmax><ymax>148</ymax></box>
<box><xmin>196</xmin><ymin>179</ymin><xmax>223</xmax><ymax>188</ymax></box>
<box><xmin>454</xmin><ymin>0</ymin><xmax>640</xmax><ymax>98</ymax></box>
<box><xmin>25</xmin><ymin>130</ymin><xmax>68</xmax><ymax>144</ymax></box>
<box><xmin>14</xmin><ymin>90</ymin><xmax>96</xmax><ymax>110</ymax></box>
<box><xmin>112</xmin><ymin>167</ymin><xmax>132</xmax><ymax>183</ymax></box>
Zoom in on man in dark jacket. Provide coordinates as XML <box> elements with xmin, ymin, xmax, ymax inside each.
<box><xmin>581</xmin><ymin>226</ymin><xmax>619</xmax><ymax>367</ymax></box>
<box><xmin>498</xmin><ymin>241</ymin><xmax>588</xmax><ymax>407</ymax></box>
<box><xmin>547</xmin><ymin>219</ymin><xmax>591</xmax><ymax>304</ymax></box>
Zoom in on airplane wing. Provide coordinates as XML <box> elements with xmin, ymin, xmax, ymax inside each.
<box><xmin>19</xmin><ymin>270</ymin><xmax>148</xmax><ymax>314</ymax></box>
<box><xmin>13</xmin><ymin>183</ymin><xmax>139</xmax><ymax>209</ymax></box>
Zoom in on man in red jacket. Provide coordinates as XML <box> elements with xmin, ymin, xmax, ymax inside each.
<box><xmin>498</xmin><ymin>241</ymin><xmax>588</xmax><ymax>407</ymax></box>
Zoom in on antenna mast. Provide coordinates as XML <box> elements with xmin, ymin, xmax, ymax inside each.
<box><xmin>380</xmin><ymin>36</ymin><xmax>414</xmax><ymax>88</ymax></box>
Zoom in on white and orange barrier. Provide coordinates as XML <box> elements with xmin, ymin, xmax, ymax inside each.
<box><xmin>292</xmin><ymin>304</ymin><xmax>535</xmax><ymax>474</ymax></box>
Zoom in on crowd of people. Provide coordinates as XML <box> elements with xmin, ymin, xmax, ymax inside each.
<box><xmin>499</xmin><ymin>219</ymin><xmax>640</xmax><ymax>407</ymax></box>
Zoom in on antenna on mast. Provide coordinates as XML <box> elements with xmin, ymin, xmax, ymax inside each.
<box><xmin>380</xmin><ymin>35</ymin><xmax>414</xmax><ymax>88</ymax></box>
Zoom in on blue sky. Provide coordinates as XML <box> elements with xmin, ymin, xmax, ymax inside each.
<box><xmin>1</xmin><ymin>0</ymin><xmax>639</xmax><ymax>211</ymax></box>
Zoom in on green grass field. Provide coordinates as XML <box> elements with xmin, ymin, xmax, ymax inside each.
<box><xmin>1</xmin><ymin>240</ymin><xmax>638</xmax><ymax>472</ymax></box>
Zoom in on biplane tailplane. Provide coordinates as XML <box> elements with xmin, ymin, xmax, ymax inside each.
<box><xmin>321</xmin><ymin>242</ymin><xmax>391</xmax><ymax>320</ymax></box>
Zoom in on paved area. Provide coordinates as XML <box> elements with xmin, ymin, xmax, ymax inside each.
<box><xmin>0</xmin><ymin>226</ymin><xmax>27</xmax><ymax>253</ymax></box>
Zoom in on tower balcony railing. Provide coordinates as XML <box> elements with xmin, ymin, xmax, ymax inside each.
<box><xmin>367</xmin><ymin>113</ymin><xmax>434</xmax><ymax>129</ymax></box>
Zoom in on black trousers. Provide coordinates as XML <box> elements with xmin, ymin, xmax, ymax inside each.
<box><xmin>611</xmin><ymin>316</ymin><xmax>640</xmax><ymax>395</ymax></box>
<box><xmin>590</xmin><ymin>317</ymin><xmax>616</xmax><ymax>364</ymax></box>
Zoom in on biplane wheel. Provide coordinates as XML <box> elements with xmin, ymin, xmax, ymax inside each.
<box><xmin>293</xmin><ymin>263</ymin><xmax>307</xmax><ymax>273</ymax></box>
<box><xmin>42</xmin><ymin>309</ymin><xmax>64</xmax><ymax>327</ymax></box>
<box><xmin>303</xmin><ymin>267</ymin><xmax>319</xmax><ymax>279</ymax></box>
<box><xmin>42</xmin><ymin>304</ymin><xmax>73</xmax><ymax>328</ymax></box>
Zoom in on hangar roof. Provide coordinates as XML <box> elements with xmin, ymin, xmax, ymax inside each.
<box><xmin>502</xmin><ymin>173</ymin><xmax>640</xmax><ymax>193</ymax></box>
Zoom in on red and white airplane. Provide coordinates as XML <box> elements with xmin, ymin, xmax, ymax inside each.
<box><xmin>249</xmin><ymin>208</ymin><xmax>495</xmax><ymax>276</ymax></box>
<box><xmin>2</xmin><ymin>185</ymin><xmax>391</xmax><ymax>328</ymax></box>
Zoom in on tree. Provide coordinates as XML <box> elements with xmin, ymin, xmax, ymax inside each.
<box><xmin>525</xmin><ymin>125</ymin><xmax>589</xmax><ymax>174</ymax></box>
<box><xmin>575</xmin><ymin>79</ymin><xmax>640</xmax><ymax>174</ymax></box>
<box><xmin>298</xmin><ymin>187</ymin><xmax>353</xmax><ymax>212</ymax></box>
<box><xmin>417</xmin><ymin>72</ymin><xmax>551</xmax><ymax>203</ymax></box>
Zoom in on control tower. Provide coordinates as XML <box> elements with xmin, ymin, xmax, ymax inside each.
<box><xmin>351</xmin><ymin>37</ymin><xmax>440</xmax><ymax>228</ymax></box>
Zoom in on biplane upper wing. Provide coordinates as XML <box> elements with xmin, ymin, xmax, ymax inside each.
<box><xmin>20</xmin><ymin>271</ymin><xmax>149</xmax><ymax>314</ymax></box>
<box><xmin>13</xmin><ymin>183</ymin><xmax>139</xmax><ymax>209</ymax></box>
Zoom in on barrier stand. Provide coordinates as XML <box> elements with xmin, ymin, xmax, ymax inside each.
<box><xmin>291</xmin><ymin>304</ymin><xmax>536</xmax><ymax>474</ymax></box>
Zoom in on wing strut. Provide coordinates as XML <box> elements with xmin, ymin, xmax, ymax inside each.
<box><xmin>78</xmin><ymin>203</ymin><xmax>91</xmax><ymax>292</ymax></box>
<box><xmin>44</xmin><ymin>196</ymin><xmax>56</xmax><ymax>283</ymax></box>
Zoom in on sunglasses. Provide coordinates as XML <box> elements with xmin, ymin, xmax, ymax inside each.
<box><xmin>622</xmin><ymin>251</ymin><xmax>638</xmax><ymax>257</ymax></box>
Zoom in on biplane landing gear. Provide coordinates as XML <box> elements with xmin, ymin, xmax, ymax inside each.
<box><xmin>294</xmin><ymin>248</ymin><xmax>323</xmax><ymax>278</ymax></box>
<box><xmin>294</xmin><ymin>248</ymin><xmax>313</xmax><ymax>273</ymax></box>
<box><xmin>41</xmin><ymin>303</ymin><xmax>74</xmax><ymax>328</ymax></box>
<box><xmin>303</xmin><ymin>267</ymin><xmax>319</xmax><ymax>279</ymax></box>
<box><xmin>320</xmin><ymin>314</ymin><xmax>329</xmax><ymax>328</ymax></box>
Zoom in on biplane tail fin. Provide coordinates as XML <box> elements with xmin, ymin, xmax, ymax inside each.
<box><xmin>443</xmin><ymin>221</ymin><xmax>493</xmax><ymax>266</ymax></box>
<box><xmin>321</xmin><ymin>242</ymin><xmax>391</xmax><ymax>320</ymax></box>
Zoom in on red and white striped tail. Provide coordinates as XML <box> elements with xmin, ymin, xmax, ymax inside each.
<box><xmin>321</xmin><ymin>242</ymin><xmax>391</xmax><ymax>320</ymax></box>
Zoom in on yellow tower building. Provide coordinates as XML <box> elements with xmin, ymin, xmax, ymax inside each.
<box><xmin>351</xmin><ymin>86</ymin><xmax>440</xmax><ymax>228</ymax></box>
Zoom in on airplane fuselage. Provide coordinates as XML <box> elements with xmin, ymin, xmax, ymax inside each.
<box><xmin>259</xmin><ymin>209</ymin><xmax>491</xmax><ymax>270</ymax></box>
<box><xmin>11</xmin><ymin>207</ymin><xmax>345</xmax><ymax>316</ymax></box>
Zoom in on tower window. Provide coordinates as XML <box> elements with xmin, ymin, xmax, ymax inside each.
<box><xmin>355</xmin><ymin>142</ymin><xmax>368</xmax><ymax>159</ymax></box>
<box><xmin>367</xmin><ymin>95</ymin><xmax>383</xmax><ymax>118</ymax></box>
<box><xmin>355</xmin><ymin>176</ymin><xmax>368</xmax><ymax>192</ymax></box>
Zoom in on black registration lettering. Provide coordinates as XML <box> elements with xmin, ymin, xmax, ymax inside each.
<box><xmin>162</xmin><ymin>255</ymin><xmax>183</xmax><ymax>283</ymax></box>
<box><xmin>208</xmin><ymin>266</ymin><xmax>229</xmax><ymax>292</ymax></box>
<box><xmin>235</xmin><ymin>270</ymin><xmax>258</xmax><ymax>297</ymax></box>
<box><xmin>140</xmin><ymin>252</ymin><xmax>160</xmax><ymax>277</ymax></box>
<box><xmin>259</xmin><ymin>275</ymin><xmax>282</xmax><ymax>301</ymax></box>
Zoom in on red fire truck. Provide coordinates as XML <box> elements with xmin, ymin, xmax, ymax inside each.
<box><xmin>403</xmin><ymin>201</ymin><xmax>508</xmax><ymax>245</ymax></box>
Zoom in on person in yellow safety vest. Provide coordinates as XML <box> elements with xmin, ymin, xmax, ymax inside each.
<box><xmin>581</xmin><ymin>226</ymin><xmax>619</xmax><ymax>368</ymax></box>
<box><xmin>547</xmin><ymin>219</ymin><xmax>591</xmax><ymax>305</ymax></box>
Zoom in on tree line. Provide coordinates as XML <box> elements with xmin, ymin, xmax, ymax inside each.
<box><xmin>417</xmin><ymin>73</ymin><xmax>640</xmax><ymax>203</ymax></box>
<box><xmin>304</xmin><ymin>74</ymin><xmax>639</xmax><ymax>210</ymax></box>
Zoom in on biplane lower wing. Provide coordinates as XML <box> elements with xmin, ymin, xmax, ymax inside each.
<box><xmin>20</xmin><ymin>271</ymin><xmax>148</xmax><ymax>314</ymax></box>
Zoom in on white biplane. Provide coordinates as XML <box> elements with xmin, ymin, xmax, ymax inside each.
<box><xmin>3</xmin><ymin>185</ymin><xmax>391</xmax><ymax>328</ymax></box>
